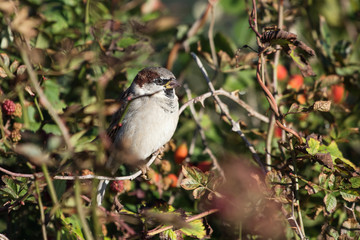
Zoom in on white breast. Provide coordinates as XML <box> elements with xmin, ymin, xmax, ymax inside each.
<box><xmin>115</xmin><ymin>93</ymin><xmax>179</xmax><ymax>160</ymax></box>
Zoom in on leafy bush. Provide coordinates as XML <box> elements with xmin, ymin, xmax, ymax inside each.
<box><xmin>0</xmin><ymin>0</ymin><xmax>359</xmax><ymax>239</ymax></box>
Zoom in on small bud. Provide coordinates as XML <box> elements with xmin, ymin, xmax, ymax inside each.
<box><xmin>13</xmin><ymin>103</ymin><xmax>22</xmax><ymax>118</ymax></box>
<box><xmin>13</xmin><ymin>122</ymin><xmax>23</xmax><ymax>130</ymax></box>
<box><xmin>11</xmin><ymin>130</ymin><xmax>21</xmax><ymax>142</ymax></box>
<box><xmin>81</xmin><ymin>169</ymin><xmax>94</xmax><ymax>176</ymax></box>
<box><xmin>160</xmin><ymin>160</ymin><xmax>172</xmax><ymax>173</ymax></box>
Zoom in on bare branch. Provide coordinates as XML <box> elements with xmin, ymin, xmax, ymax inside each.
<box><xmin>19</xmin><ymin>47</ymin><xmax>74</xmax><ymax>152</ymax></box>
<box><xmin>183</xmin><ymin>83</ymin><xmax>225</xmax><ymax>179</ymax></box>
<box><xmin>179</xmin><ymin>89</ymin><xmax>269</xmax><ymax>123</ymax></box>
<box><xmin>191</xmin><ymin>52</ymin><xmax>267</xmax><ymax>175</ymax></box>
<box><xmin>0</xmin><ymin>151</ymin><xmax>160</xmax><ymax>181</ymax></box>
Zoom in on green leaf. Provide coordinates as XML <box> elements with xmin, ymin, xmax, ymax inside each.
<box><xmin>61</xmin><ymin>214</ymin><xmax>85</xmax><ymax>239</ymax></box>
<box><xmin>118</xmin><ymin>37</ymin><xmax>137</xmax><ymax>48</ymax></box>
<box><xmin>340</xmin><ymin>190</ymin><xmax>359</xmax><ymax>202</ymax></box>
<box><xmin>53</xmin><ymin>180</ymin><xmax>67</xmax><ymax>200</ymax></box>
<box><xmin>181</xmin><ymin>166</ymin><xmax>205</xmax><ymax>185</ymax></box>
<box><xmin>161</xmin><ymin>229</ymin><xmax>178</xmax><ymax>240</ymax></box>
<box><xmin>43</xmin><ymin>124</ymin><xmax>62</xmax><ymax>135</ymax></box>
<box><xmin>180</xmin><ymin>178</ymin><xmax>201</xmax><ymax>190</ymax></box>
<box><xmin>323</xmin><ymin>141</ymin><xmax>343</xmax><ymax>159</ymax></box>
<box><xmin>319</xmin><ymin>141</ymin><xmax>356</xmax><ymax>170</ymax></box>
<box><xmin>327</xmin><ymin>174</ymin><xmax>335</xmax><ymax>190</ymax></box>
<box><xmin>319</xmin><ymin>172</ymin><xmax>327</xmax><ymax>186</ymax></box>
<box><xmin>181</xmin><ymin>218</ymin><xmax>206</xmax><ymax>239</ymax></box>
<box><xmin>306</xmin><ymin>138</ymin><xmax>320</xmax><ymax>155</ymax></box>
<box><xmin>192</xmin><ymin>187</ymin><xmax>206</xmax><ymax>199</ymax></box>
<box><xmin>288</xmin><ymin>45</ymin><xmax>315</xmax><ymax>77</ymax></box>
<box><xmin>324</xmin><ymin>193</ymin><xmax>337</xmax><ymax>213</ymax></box>
<box><xmin>27</xmin><ymin>105</ymin><xmax>41</xmax><ymax>132</ymax></box>
<box><xmin>0</xmin><ymin>176</ymin><xmax>18</xmax><ymax>199</ymax></box>
<box><xmin>43</xmin><ymin>79</ymin><xmax>66</xmax><ymax>112</ymax></box>
<box><xmin>349</xmin><ymin>177</ymin><xmax>360</xmax><ymax>188</ymax></box>
<box><xmin>70</xmin><ymin>130</ymin><xmax>87</xmax><ymax>146</ymax></box>
<box><xmin>214</xmin><ymin>32</ymin><xmax>236</xmax><ymax>57</ymax></box>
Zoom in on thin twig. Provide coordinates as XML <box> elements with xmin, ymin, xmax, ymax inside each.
<box><xmin>35</xmin><ymin>180</ymin><xmax>48</xmax><ymax>240</ymax></box>
<box><xmin>179</xmin><ymin>89</ymin><xmax>269</xmax><ymax>123</ymax></box>
<box><xmin>184</xmin><ymin>84</ymin><xmax>225</xmax><ymax>179</ymax></box>
<box><xmin>75</xmin><ymin>179</ymin><xmax>95</xmax><ymax>240</ymax></box>
<box><xmin>248</xmin><ymin>1</ymin><xmax>306</xmax><ymax>239</ymax></box>
<box><xmin>266</xmin><ymin>0</ymin><xmax>284</xmax><ymax>171</ymax></box>
<box><xmin>166</xmin><ymin>3</ymin><xmax>212</xmax><ymax>69</ymax></box>
<box><xmin>208</xmin><ymin>1</ymin><xmax>218</xmax><ymax>67</ymax></box>
<box><xmin>0</xmin><ymin>150</ymin><xmax>159</xmax><ymax>181</ymax></box>
<box><xmin>191</xmin><ymin>52</ymin><xmax>267</xmax><ymax>175</ymax></box>
<box><xmin>19</xmin><ymin>47</ymin><xmax>74</xmax><ymax>152</ymax></box>
<box><xmin>169</xmin><ymin>107</ymin><xmax>201</xmax><ymax>205</ymax></box>
<box><xmin>289</xmin><ymin>139</ymin><xmax>305</xmax><ymax>237</ymax></box>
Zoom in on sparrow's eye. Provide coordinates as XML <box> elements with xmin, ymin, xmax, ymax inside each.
<box><xmin>154</xmin><ymin>78</ymin><xmax>170</xmax><ymax>85</ymax></box>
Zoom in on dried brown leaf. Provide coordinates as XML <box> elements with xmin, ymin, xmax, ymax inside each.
<box><xmin>315</xmin><ymin>153</ymin><xmax>334</xmax><ymax>169</ymax></box>
<box><xmin>260</xmin><ymin>29</ymin><xmax>297</xmax><ymax>44</ymax></box>
<box><xmin>313</xmin><ymin>101</ymin><xmax>331</xmax><ymax>112</ymax></box>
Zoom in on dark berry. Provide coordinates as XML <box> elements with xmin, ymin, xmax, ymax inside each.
<box><xmin>110</xmin><ymin>180</ymin><xmax>124</xmax><ymax>193</ymax></box>
<box><xmin>2</xmin><ymin>99</ymin><xmax>16</xmax><ymax>115</ymax></box>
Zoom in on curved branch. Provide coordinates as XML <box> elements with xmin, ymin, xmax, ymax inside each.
<box><xmin>179</xmin><ymin>89</ymin><xmax>269</xmax><ymax>123</ymax></box>
<box><xmin>0</xmin><ymin>151</ymin><xmax>160</xmax><ymax>181</ymax></box>
<box><xmin>190</xmin><ymin>52</ymin><xmax>267</xmax><ymax>175</ymax></box>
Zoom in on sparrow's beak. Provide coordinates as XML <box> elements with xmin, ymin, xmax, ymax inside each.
<box><xmin>164</xmin><ymin>79</ymin><xmax>181</xmax><ymax>89</ymax></box>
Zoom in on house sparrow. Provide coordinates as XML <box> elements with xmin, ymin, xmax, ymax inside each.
<box><xmin>97</xmin><ymin>67</ymin><xmax>180</xmax><ymax>205</ymax></box>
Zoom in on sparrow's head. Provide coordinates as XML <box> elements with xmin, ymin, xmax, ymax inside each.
<box><xmin>132</xmin><ymin>67</ymin><xmax>180</xmax><ymax>97</ymax></box>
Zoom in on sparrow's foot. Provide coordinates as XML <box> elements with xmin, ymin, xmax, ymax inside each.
<box><xmin>139</xmin><ymin>164</ymin><xmax>150</xmax><ymax>180</ymax></box>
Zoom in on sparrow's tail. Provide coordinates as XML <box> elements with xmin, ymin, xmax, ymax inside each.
<box><xmin>96</xmin><ymin>180</ymin><xmax>109</xmax><ymax>206</ymax></box>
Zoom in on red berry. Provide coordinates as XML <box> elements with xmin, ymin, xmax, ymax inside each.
<box><xmin>331</xmin><ymin>84</ymin><xmax>345</xmax><ymax>103</ymax></box>
<box><xmin>297</xmin><ymin>94</ymin><xmax>306</xmax><ymax>105</ymax></box>
<box><xmin>197</xmin><ymin>161</ymin><xmax>212</xmax><ymax>172</ymax></box>
<box><xmin>110</xmin><ymin>180</ymin><xmax>124</xmax><ymax>193</ymax></box>
<box><xmin>277</xmin><ymin>65</ymin><xmax>288</xmax><ymax>81</ymax></box>
<box><xmin>274</xmin><ymin>126</ymin><xmax>282</xmax><ymax>138</ymax></box>
<box><xmin>288</xmin><ymin>75</ymin><xmax>304</xmax><ymax>91</ymax></box>
<box><xmin>2</xmin><ymin>99</ymin><xmax>16</xmax><ymax>115</ymax></box>
<box><xmin>167</xmin><ymin>174</ymin><xmax>178</xmax><ymax>188</ymax></box>
<box><xmin>174</xmin><ymin>143</ymin><xmax>188</xmax><ymax>164</ymax></box>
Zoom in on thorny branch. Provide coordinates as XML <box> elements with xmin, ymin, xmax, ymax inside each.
<box><xmin>248</xmin><ymin>0</ymin><xmax>303</xmax><ymax>144</ymax></box>
<box><xmin>248</xmin><ymin>0</ymin><xmax>306</xmax><ymax>239</ymax></box>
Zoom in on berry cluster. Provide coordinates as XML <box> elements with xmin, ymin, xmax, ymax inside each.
<box><xmin>1</xmin><ymin>99</ymin><xmax>23</xmax><ymax>142</ymax></box>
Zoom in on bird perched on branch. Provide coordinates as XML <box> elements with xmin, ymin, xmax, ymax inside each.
<box><xmin>97</xmin><ymin>67</ymin><xmax>180</xmax><ymax>205</ymax></box>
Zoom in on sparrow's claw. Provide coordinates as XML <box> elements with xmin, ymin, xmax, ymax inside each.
<box><xmin>140</xmin><ymin>164</ymin><xmax>150</xmax><ymax>180</ymax></box>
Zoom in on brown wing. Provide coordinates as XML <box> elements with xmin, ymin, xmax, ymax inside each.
<box><xmin>106</xmin><ymin>87</ymin><xmax>134</xmax><ymax>143</ymax></box>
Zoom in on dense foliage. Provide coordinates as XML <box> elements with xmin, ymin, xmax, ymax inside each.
<box><xmin>0</xmin><ymin>0</ymin><xmax>359</xmax><ymax>239</ymax></box>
